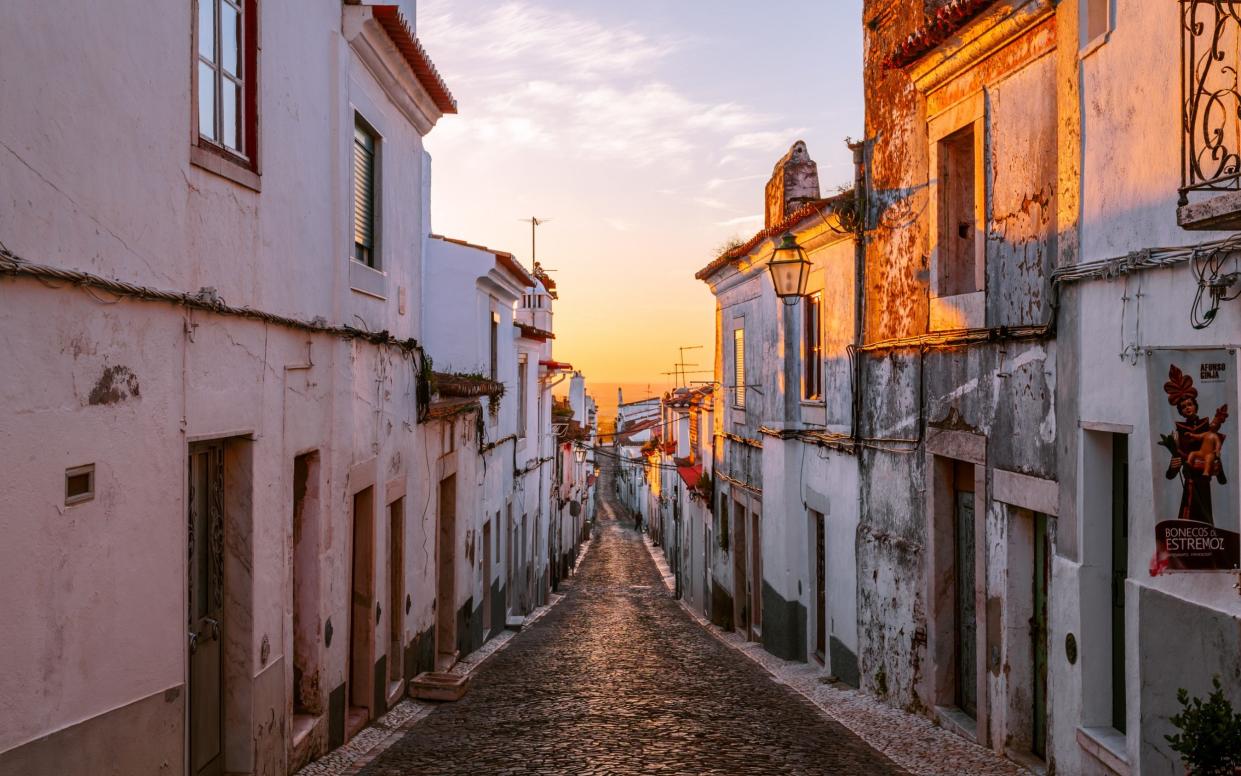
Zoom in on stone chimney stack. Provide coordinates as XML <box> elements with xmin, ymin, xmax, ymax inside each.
<box><xmin>764</xmin><ymin>141</ymin><xmax>820</xmax><ymax>228</ymax></box>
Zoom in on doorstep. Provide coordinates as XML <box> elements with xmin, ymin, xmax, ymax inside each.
<box><xmin>410</xmin><ymin>671</ymin><xmax>470</xmax><ymax>702</ymax></box>
<box><xmin>1077</xmin><ymin>726</ymin><xmax>1130</xmax><ymax>776</ymax></box>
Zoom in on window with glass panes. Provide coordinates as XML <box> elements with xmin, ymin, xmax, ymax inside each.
<box><xmin>197</xmin><ymin>0</ymin><xmax>250</xmax><ymax>157</ymax></box>
<box><xmin>804</xmin><ymin>292</ymin><xmax>822</xmax><ymax>400</ymax></box>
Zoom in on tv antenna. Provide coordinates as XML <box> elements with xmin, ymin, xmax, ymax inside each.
<box><xmin>519</xmin><ymin>216</ymin><xmax>551</xmax><ymax>270</ymax></box>
<box><xmin>676</xmin><ymin>345</ymin><xmax>704</xmax><ymax>387</ymax></box>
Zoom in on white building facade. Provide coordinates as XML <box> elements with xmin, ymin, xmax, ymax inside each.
<box><xmin>0</xmin><ymin>2</ymin><xmax>583</xmax><ymax>774</ymax></box>
<box><xmin>693</xmin><ymin>143</ymin><xmax>863</xmax><ymax>678</ymax></box>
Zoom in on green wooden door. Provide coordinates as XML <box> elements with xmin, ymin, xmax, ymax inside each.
<box><xmin>1111</xmin><ymin>434</ymin><xmax>1129</xmax><ymax>733</ymax></box>
<box><xmin>1033</xmin><ymin>512</ymin><xmax>1049</xmax><ymax>758</ymax></box>
<box><xmin>955</xmin><ymin>489</ymin><xmax>977</xmax><ymax>718</ymax></box>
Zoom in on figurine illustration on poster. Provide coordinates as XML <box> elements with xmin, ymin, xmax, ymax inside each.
<box><xmin>1148</xmin><ymin>348</ymin><xmax>1241</xmax><ymax>573</ymax></box>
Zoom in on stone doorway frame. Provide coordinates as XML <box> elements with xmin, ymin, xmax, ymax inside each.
<box><xmin>923</xmin><ymin>428</ymin><xmax>989</xmax><ymax>746</ymax></box>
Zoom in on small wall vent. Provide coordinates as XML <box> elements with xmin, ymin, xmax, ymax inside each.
<box><xmin>65</xmin><ymin>463</ymin><xmax>95</xmax><ymax>505</ymax></box>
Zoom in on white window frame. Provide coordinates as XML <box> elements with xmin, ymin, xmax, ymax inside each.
<box><xmin>733</xmin><ymin>323</ymin><xmax>746</xmax><ymax>409</ymax></box>
<box><xmin>928</xmin><ymin>92</ymin><xmax>986</xmax><ymax>331</ymax></box>
<box><xmin>352</xmin><ymin>116</ymin><xmax>380</xmax><ymax>269</ymax></box>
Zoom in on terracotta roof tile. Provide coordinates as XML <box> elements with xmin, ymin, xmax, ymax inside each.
<box><xmin>430</xmin><ymin>234</ymin><xmax>535</xmax><ymax>287</ymax></box>
<box><xmin>677</xmin><ymin>463</ymin><xmax>703</xmax><ymax>489</ymax></box>
<box><xmin>882</xmin><ymin>0</ymin><xmax>995</xmax><ymax>70</ymax></box>
<box><xmin>694</xmin><ymin>191</ymin><xmax>853</xmax><ymax>281</ymax></box>
<box><xmin>372</xmin><ymin>5</ymin><xmax>457</xmax><ymax>114</ymax></box>
<box><xmin>514</xmin><ymin>322</ymin><xmax>554</xmax><ymax>341</ymax></box>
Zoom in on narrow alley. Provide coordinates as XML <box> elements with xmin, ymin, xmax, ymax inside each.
<box><xmin>352</xmin><ymin>461</ymin><xmax>906</xmax><ymax>775</ymax></box>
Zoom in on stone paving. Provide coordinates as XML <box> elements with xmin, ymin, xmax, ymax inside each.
<box><xmin>352</xmin><ymin>467</ymin><xmax>908</xmax><ymax>775</ymax></box>
<box><xmin>641</xmin><ymin>536</ymin><xmax>1025</xmax><ymax>776</ymax></box>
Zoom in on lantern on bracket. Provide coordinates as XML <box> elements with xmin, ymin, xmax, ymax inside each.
<box><xmin>767</xmin><ymin>232</ymin><xmax>811</xmax><ymax>305</ymax></box>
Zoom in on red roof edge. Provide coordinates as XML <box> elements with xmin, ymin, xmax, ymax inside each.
<box><xmin>694</xmin><ymin>191</ymin><xmax>853</xmax><ymax>281</ymax></box>
<box><xmin>882</xmin><ymin>0</ymin><xmax>995</xmax><ymax>71</ymax></box>
<box><xmin>540</xmin><ymin>359</ymin><xmax>573</xmax><ymax>371</ymax></box>
<box><xmin>515</xmin><ymin>322</ymin><xmax>555</xmax><ymax>341</ymax></box>
<box><xmin>677</xmin><ymin>463</ymin><xmax>703</xmax><ymax>490</ymax></box>
<box><xmin>371</xmin><ymin>5</ymin><xmax>458</xmax><ymax>115</ymax></box>
<box><xmin>429</xmin><ymin>234</ymin><xmax>535</xmax><ymax>287</ymax></box>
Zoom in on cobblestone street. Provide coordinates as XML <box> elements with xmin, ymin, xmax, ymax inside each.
<box><xmin>356</xmin><ymin>465</ymin><xmax>906</xmax><ymax>775</ymax></box>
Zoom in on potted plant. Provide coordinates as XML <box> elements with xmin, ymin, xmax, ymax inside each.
<box><xmin>1166</xmin><ymin>676</ymin><xmax>1241</xmax><ymax>776</ymax></box>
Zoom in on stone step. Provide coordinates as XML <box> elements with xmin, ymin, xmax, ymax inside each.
<box><xmin>410</xmin><ymin>671</ymin><xmax>471</xmax><ymax>702</ymax></box>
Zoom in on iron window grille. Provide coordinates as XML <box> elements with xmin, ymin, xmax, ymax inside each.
<box><xmin>1180</xmin><ymin>0</ymin><xmax>1241</xmax><ymax>204</ymax></box>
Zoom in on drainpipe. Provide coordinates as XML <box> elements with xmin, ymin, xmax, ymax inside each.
<box><xmin>849</xmin><ymin>140</ymin><xmax>868</xmax><ymax>444</ymax></box>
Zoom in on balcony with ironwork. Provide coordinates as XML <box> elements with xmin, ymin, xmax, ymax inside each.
<box><xmin>1180</xmin><ymin>0</ymin><xmax>1241</xmax><ymax>228</ymax></box>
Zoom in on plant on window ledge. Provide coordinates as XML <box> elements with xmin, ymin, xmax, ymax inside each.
<box><xmin>1166</xmin><ymin>676</ymin><xmax>1241</xmax><ymax>776</ymax></box>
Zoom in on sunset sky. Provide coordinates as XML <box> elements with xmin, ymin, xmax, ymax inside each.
<box><xmin>421</xmin><ymin>0</ymin><xmax>864</xmax><ymax>406</ymax></box>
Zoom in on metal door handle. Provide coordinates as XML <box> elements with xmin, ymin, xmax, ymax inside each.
<box><xmin>189</xmin><ymin>630</ymin><xmax>199</xmax><ymax>655</ymax></box>
<box><xmin>203</xmin><ymin>618</ymin><xmax>221</xmax><ymax>641</ymax></box>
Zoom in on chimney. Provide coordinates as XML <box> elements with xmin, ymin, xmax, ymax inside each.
<box><xmin>764</xmin><ymin>141</ymin><xmax>820</xmax><ymax>228</ymax></box>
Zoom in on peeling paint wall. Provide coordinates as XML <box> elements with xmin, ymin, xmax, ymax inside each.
<box><xmin>860</xmin><ymin>0</ymin><xmax>1060</xmax><ymax>755</ymax></box>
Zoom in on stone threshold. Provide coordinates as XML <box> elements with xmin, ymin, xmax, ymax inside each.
<box><xmin>639</xmin><ymin>534</ymin><xmax>1027</xmax><ymax>776</ymax></box>
<box><xmin>295</xmin><ymin>535</ymin><xmax>595</xmax><ymax>776</ymax></box>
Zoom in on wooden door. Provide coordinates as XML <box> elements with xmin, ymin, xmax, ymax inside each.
<box><xmin>506</xmin><ymin>510</ymin><xmax>515</xmax><ymax>611</ymax></box>
<box><xmin>348</xmin><ymin>487</ymin><xmax>375</xmax><ymax>730</ymax></box>
<box><xmin>1033</xmin><ymin>512</ymin><xmax>1049</xmax><ymax>759</ymax></box>
<box><xmin>750</xmin><ymin>510</ymin><xmax>762</xmax><ymax>635</ymax></box>
<box><xmin>954</xmin><ymin>483</ymin><xmax>977</xmax><ymax>719</ymax></box>
<box><xmin>815</xmin><ymin>512</ymin><xmax>826</xmax><ymax>662</ymax></box>
<box><xmin>732</xmin><ymin>500</ymin><xmax>747</xmax><ymax>633</ymax></box>
<box><xmin>702</xmin><ymin>522</ymin><xmax>710</xmax><ymax>616</ymax></box>
<box><xmin>388</xmin><ymin>498</ymin><xmax>404</xmax><ymax>685</ymax></box>
<box><xmin>1111</xmin><ymin>434</ymin><xmax>1129</xmax><ymax>733</ymax></box>
<box><xmin>483</xmin><ymin>520</ymin><xmax>493</xmax><ymax>634</ymax></box>
<box><xmin>436</xmin><ymin>475</ymin><xmax>457</xmax><ymax>668</ymax></box>
<box><xmin>188</xmin><ymin>442</ymin><xmax>225</xmax><ymax>776</ymax></box>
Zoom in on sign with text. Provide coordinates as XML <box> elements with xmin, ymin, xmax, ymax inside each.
<box><xmin>1147</xmin><ymin>348</ymin><xmax>1241</xmax><ymax>572</ymax></box>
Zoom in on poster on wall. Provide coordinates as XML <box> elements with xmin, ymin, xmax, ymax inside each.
<box><xmin>1147</xmin><ymin>348</ymin><xmax>1241</xmax><ymax>573</ymax></box>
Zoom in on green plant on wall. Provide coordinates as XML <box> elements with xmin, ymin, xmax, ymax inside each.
<box><xmin>1166</xmin><ymin>676</ymin><xmax>1241</xmax><ymax>776</ymax></box>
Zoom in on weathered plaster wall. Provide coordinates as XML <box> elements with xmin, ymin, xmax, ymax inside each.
<box><xmin>0</xmin><ymin>0</ymin><xmax>462</xmax><ymax>770</ymax></box>
<box><xmin>859</xmin><ymin>0</ymin><xmax>1059</xmax><ymax>732</ymax></box>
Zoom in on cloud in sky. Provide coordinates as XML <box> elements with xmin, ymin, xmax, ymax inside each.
<box><xmin>420</xmin><ymin>0</ymin><xmax>801</xmax><ymax>167</ymax></box>
<box><xmin>419</xmin><ymin>0</ymin><xmax>863</xmax><ymax>386</ymax></box>
<box><xmin>716</xmin><ymin>214</ymin><xmax>763</xmax><ymax>228</ymax></box>
<box><xmin>420</xmin><ymin>0</ymin><xmax>675</xmax><ymax>81</ymax></box>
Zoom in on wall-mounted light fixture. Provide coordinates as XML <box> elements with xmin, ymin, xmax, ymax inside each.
<box><xmin>768</xmin><ymin>232</ymin><xmax>811</xmax><ymax>306</ymax></box>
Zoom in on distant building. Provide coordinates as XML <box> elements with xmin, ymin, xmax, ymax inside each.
<box><xmin>694</xmin><ymin>141</ymin><xmax>863</xmax><ymax>677</ymax></box>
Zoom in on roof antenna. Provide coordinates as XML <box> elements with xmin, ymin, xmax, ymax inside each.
<box><xmin>519</xmin><ymin>216</ymin><xmax>551</xmax><ymax>272</ymax></box>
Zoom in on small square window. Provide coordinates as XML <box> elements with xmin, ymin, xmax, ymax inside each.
<box><xmin>65</xmin><ymin>464</ymin><xmax>95</xmax><ymax>505</ymax></box>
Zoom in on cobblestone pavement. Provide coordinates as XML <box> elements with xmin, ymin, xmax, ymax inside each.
<box><xmin>356</xmin><ymin>464</ymin><xmax>907</xmax><ymax>776</ymax></box>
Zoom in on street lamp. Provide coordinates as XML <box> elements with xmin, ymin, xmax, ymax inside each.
<box><xmin>575</xmin><ymin>446</ymin><xmax>587</xmax><ymax>464</ymax></box>
<box><xmin>768</xmin><ymin>232</ymin><xmax>811</xmax><ymax>305</ymax></box>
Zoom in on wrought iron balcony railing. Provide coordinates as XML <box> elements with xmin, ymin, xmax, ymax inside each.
<box><xmin>1181</xmin><ymin>0</ymin><xmax>1241</xmax><ymax>205</ymax></box>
